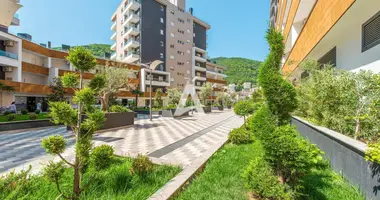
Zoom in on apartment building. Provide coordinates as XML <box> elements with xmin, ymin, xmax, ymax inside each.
<box><xmin>272</xmin><ymin>0</ymin><xmax>380</xmax><ymax>82</ymax></box>
<box><xmin>0</xmin><ymin>1</ymin><xmax>143</xmax><ymax>111</ymax></box>
<box><xmin>110</xmin><ymin>0</ymin><xmax>227</xmax><ymax>102</ymax></box>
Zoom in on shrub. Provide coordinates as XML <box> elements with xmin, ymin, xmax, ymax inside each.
<box><xmin>3</xmin><ymin>111</ymin><xmax>10</xmax><ymax>116</ymax></box>
<box><xmin>35</xmin><ymin>109</ymin><xmax>41</xmax><ymax>114</ymax></box>
<box><xmin>131</xmin><ymin>154</ymin><xmax>154</xmax><ymax>177</ymax></box>
<box><xmin>29</xmin><ymin>114</ymin><xmax>37</xmax><ymax>120</ymax></box>
<box><xmin>264</xmin><ymin>125</ymin><xmax>324</xmax><ymax>186</ymax></box>
<box><xmin>243</xmin><ymin>158</ymin><xmax>293</xmax><ymax>200</ymax></box>
<box><xmin>91</xmin><ymin>145</ymin><xmax>114</xmax><ymax>170</ymax></box>
<box><xmin>21</xmin><ymin>109</ymin><xmax>28</xmax><ymax>115</ymax></box>
<box><xmin>248</xmin><ymin>104</ymin><xmax>277</xmax><ymax>140</ymax></box>
<box><xmin>233</xmin><ymin>100</ymin><xmax>255</xmax><ymax>123</ymax></box>
<box><xmin>7</xmin><ymin>114</ymin><xmax>16</xmax><ymax>121</ymax></box>
<box><xmin>0</xmin><ymin>165</ymin><xmax>32</xmax><ymax>198</ymax></box>
<box><xmin>366</xmin><ymin>142</ymin><xmax>380</xmax><ymax>163</ymax></box>
<box><xmin>109</xmin><ymin>105</ymin><xmax>131</xmax><ymax>113</ymax></box>
<box><xmin>228</xmin><ymin>127</ymin><xmax>253</xmax><ymax>144</ymax></box>
<box><xmin>164</xmin><ymin>104</ymin><xmax>177</xmax><ymax>110</ymax></box>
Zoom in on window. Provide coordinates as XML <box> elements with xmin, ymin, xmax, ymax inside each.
<box><xmin>186</xmin><ymin>60</ymin><xmax>190</xmax><ymax>64</ymax></box>
<box><xmin>178</xmin><ymin>18</ymin><xmax>184</xmax><ymax>23</ymax></box>
<box><xmin>187</xmin><ymin>29</ymin><xmax>191</xmax><ymax>33</ymax></box>
<box><xmin>160</xmin><ymin>30</ymin><xmax>164</xmax><ymax>35</ymax></box>
<box><xmin>171</xmin><ymin>10</ymin><xmax>175</xmax><ymax>14</ymax></box>
<box><xmin>171</xmin><ymin>33</ymin><xmax>175</xmax><ymax>38</ymax></box>
<box><xmin>187</xmin><ymin>40</ymin><xmax>190</xmax><ymax>43</ymax></box>
<box><xmin>160</xmin><ymin>18</ymin><xmax>164</xmax><ymax>23</ymax></box>
<box><xmin>318</xmin><ymin>47</ymin><xmax>336</xmax><ymax>67</ymax></box>
<box><xmin>171</xmin><ymin>21</ymin><xmax>175</xmax><ymax>26</ymax></box>
<box><xmin>170</xmin><ymin>55</ymin><xmax>175</xmax><ymax>59</ymax></box>
<box><xmin>170</xmin><ymin>44</ymin><xmax>175</xmax><ymax>48</ymax></box>
<box><xmin>193</xmin><ymin>33</ymin><xmax>196</xmax><ymax>37</ymax></box>
<box><xmin>177</xmin><ymin>40</ymin><xmax>184</xmax><ymax>45</ymax></box>
<box><xmin>178</xmin><ymin>29</ymin><xmax>184</xmax><ymax>34</ymax></box>
<box><xmin>161</xmin><ymin>6</ymin><xmax>164</xmax><ymax>11</ymax></box>
<box><xmin>187</xmin><ymin>50</ymin><xmax>191</xmax><ymax>54</ymax></box>
<box><xmin>160</xmin><ymin>41</ymin><xmax>164</xmax><ymax>47</ymax></box>
<box><xmin>187</xmin><ymin>18</ymin><xmax>191</xmax><ymax>23</ymax></box>
<box><xmin>160</xmin><ymin>53</ymin><xmax>164</xmax><ymax>59</ymax></box>
<box><xmin>177</xmin><ymin>51</ymin><xmax>184</xmax><ymax>55</ymax></box>
<box><xmin>362</xmin><ymin>11</ymin><xmax>380</xmax><ymax>52</ymax></box>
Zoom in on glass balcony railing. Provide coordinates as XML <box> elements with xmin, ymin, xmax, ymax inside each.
<box><xmin>0</xmin><ymin>50</ymin><xmax>18</xmax><ymax>60</ymax></box>
<box><xmin>125</xmin><ymin>0</ymin><xmax>141</xmax><ymax>9</ymax></box>
<box><xmin>126</xmin><ymin>51</ymin><xmax>140</xmax><ymax>56</ymax></box>
<box><xmin>125</xmin><ymin>39</ymin><xmax>139</xmax><ymax>46</ymax></box>
<box><xmin>111</xmin><ymin>52</ymin><xmax>116</xmax><ymax>58</ymax></box>
<box><xmin>14</xmin><ymin>14</ymin><xmax>19</xmax><ymax>19</ymax></box>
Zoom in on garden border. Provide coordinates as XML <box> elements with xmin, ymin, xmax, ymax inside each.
<box><xmin>0</xmin><ymin>119</ymin><xmax>56</xmax><ymax>132</ymax></box>
<box><xmin>292</xmin><ymin>116</ymin><xmax>378</xmax><ymax>200</ymax></box>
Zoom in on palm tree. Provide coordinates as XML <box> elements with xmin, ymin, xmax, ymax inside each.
<box><xmin>131</xmin><ymin>89</ymin><xmax>143</xmax><ymax>108</ymax></box>
<box><xmin>0</xmin><ymin>82</ymin><xmax>14</xmax><ymax>107</ymax></box>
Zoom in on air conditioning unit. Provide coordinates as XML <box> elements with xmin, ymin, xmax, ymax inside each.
<box><xmin>4</xmin><ymin>41</ymin><xmax>15</xmax><ymax>47</ymax></box>
<box><xmin>3</xmin><ymin>67</ymin><xmax>13</xmax><ymax>72</ymax></box>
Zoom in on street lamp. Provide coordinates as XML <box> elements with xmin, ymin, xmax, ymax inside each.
<box><xmin>141</xmin><ymin>60</ymin><xmax>164</xmax><ymax>121</ymax></box>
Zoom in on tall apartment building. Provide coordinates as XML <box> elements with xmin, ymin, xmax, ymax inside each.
<box><xmin>271</xmin><ymin>0</ymin><xmax>380</xmax><ymax>82</ymax></box>
<box><xmin>110</xmin><ymin>0</ymin><xmax>227</xmax><ymax>101</ymax></box>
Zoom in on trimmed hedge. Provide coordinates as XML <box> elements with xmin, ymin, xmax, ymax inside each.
<box><xmin>228</xmin><ymin>127</ymin><xmax>253</xmax><ymax>144</ymax></box>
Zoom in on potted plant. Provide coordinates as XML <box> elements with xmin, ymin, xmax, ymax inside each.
<box><xmin>199</xmin><ymin>83</ymin><xmax>213</xmax><ymax>113</ymax></box>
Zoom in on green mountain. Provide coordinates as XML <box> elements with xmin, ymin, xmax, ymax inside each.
<box><xmin>53</xmin><ymin>44</ymin><xmax>113</xmax><ymax>58</ymax></box>
<box><xmin>211</xmin><ymin>57</ymin><xmax>261</xmax><ymax>86</ymax></box>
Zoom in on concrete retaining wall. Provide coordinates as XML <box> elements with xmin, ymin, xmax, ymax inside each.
<box><xmin>0</xmin><ymin>119</ymin><xmax>56</xmax><ymax>132</ymax></box>
<box><xmin>292</xmin><ymin>117</ymin><xmax>379</xmax><ymax>200</ymax></box>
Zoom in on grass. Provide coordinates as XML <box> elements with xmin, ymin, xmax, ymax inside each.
<box><xmin>176</xmin><ymin>143</ymin><xmax>257</xmax><ymax>200</ymax></box>
<box><xmin>0</xmin><ymin>113</ymin><xmax>49</xmax><ymax>122</ymax></box>
<box><xmin>0</xmin><ymin>156</ymin><xmax>181</xmax><ymax>200</ymax></box>
<box><xmin>176</xmin><ymin>140</ymin><xmax>364</xmax><ymax>200</ymax></box>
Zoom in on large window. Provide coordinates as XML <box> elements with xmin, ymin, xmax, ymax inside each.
<box><xmin>318</xmin><ymin>47</ymin><xmax>336</xmax><ymax>67</ymax></box>
<box><xmin>362</xmin><ymin>11</ymin><xmax>380</xmax><ymax>52</ymax></box>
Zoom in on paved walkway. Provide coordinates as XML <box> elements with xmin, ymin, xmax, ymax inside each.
<box><xmin>0</xmin><ymin>110</ymin><xmax>243</xmax><ymax>175</ymax></box>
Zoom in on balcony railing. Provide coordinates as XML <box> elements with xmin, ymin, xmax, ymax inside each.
<box><xmin>0</xmin><ymin>50</ymin><xmax>18</xmax><ymax>60</ymax></box>
<box><xmin>146</xmin><ymin>77</ymin><xmax>168</xmax><ymax>82</ymax></box>
<box><xmin>127</xmin><ymin>51</ymin><xmax>140</xmax><ymax>56</ymax></box>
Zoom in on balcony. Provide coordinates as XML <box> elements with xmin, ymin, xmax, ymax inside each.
<box><xmin>0</xmin><ymin>49</ymin><xmax>18</xmax><ymax>60</ymax></box>
<box><xmin>194</xmin><ymin>75</ymin><xmax>207</xmax><ymax>81</ymax></box>
<box><xmin>124</xmin><ymin>51</ymin><xmax>140</xmax><ymax>63</ymax></box>
<box><xmin>195</xmin><ymin>65</ymin><xmax>206</xmax><ymax>72</ymax></box>
<box><xmin>110</xmin><ymin>32</ymin><xmax>117</xmax><ymax>41</ymax></box>
<box><xmin>125</xmin><ymin>13</ymin><xmax>140</xmax><ymax>24</ymax></box>
<box><xmin>11</xmin><ymin>13</ymin><xmax>20</xmax><ymax>26</ymax></box>
<box><xmin>125</xmin><ymin>26</ymin><xmax>140</xmax><ymax>36</ymax></box>
<box><xmin>125</xmin><ymin>0</ymin><xmax>140</xmax><ymax>11</ymax></box>
<box><xmin>110</xmin><ymin>52</ymin><xmax>117</xmax><ymax>60</ymax></box>
<box><xmin>110</xmin><ymin>43</ymin><xmax>116</xmax><ymax>51</ymax></box>
<box><xmin>124</xmin><ymin>38</ymin><xmax>140</xmax><ymax>50</ymax></box>
<box><xmin>111</xmin><ymin>22</ymin><xmax>117</xmax><ymax>31</ymax></box>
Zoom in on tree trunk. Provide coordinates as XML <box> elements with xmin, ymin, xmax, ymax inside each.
<box><xmin>135</xmin><ymin>94</ymin><xmax>138</xmax><ymax>107</ymax></box>
<box><xmin>102</xmin><ymin>93</ymin><xmax>109</xmax><ymax>112</ymax></box>
<box><xmin>73</xmin><ymin>72</ymin><xmax>83</xmax><ymax>200</ymax></box>
<box><xmin>355</xmin><ymin>118</ymin><xmax>360</xmax><ymax>140</ymax></box>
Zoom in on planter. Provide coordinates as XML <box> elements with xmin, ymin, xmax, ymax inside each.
<box><xmin>134</xmin><ymin>110</ymin><xmax>162</xmax><ymax>115</ymax></box>
<box><xmin>67</xmin><ymin>112</ymin><xmax>134</xmax><ymax>131</ymax></box>
<box><xmin>202</xmin><ymin>106</ymin><xmax>211</xmax><ymax>113</ymax></box>
<box><xmin>162</xmin><ymin>108</ymin><xmax>190</xmax><ymax>118</ymax></box>
<box><xmin>227</xmin><ymin>106</ymin><xmax>232</xmax><ymax>109</ymax></box>
<box><xmin>0</xmin><ymin>119</ymin><xmax>56</xmax><ymax>132</ymax></box>
<box><xmin>212</xmin><ymin>106</ymin><xmax>223</xmax><ymax>111</ymax></box>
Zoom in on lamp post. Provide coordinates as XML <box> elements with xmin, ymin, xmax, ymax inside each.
<box><xmin>141</xmin><ymin>60</ymin><xmax>163</xmax><ymax>121</ymax></box>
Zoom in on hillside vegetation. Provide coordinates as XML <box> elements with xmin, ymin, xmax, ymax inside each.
<box><xmin>53</xmin><ymin>44</ymin><xmax>113</xmax><ymax>58</ymax></box>
<box><xmin>211</xmin><ymin>57</ymin><xmax>261</xmax><ymax>86</ymax></box>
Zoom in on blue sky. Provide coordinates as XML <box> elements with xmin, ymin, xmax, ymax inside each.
<box><xmin>10</xmin><ymin>0</ymin><xmax>269</xmax><ymax>61</ymax></box>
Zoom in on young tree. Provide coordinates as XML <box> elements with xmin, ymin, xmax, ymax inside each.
<box><xmin>88</xmin><ymin>65</ymin><xmax>131</xmax><ymax>111</ymax></box>
<box><xmin>47</xmin><ymin>77</ymin><xmax>65</xmax><ymax>102</ymax></box>
<box><xmin>233</xmin><ymin>100</ymin><xmax>255</xmax><ymax>124</ymax></box>
<box><xmin>199</xmin><ymin>83</ymin><xmax>213</xmax><ymax>106</ymax></box>
<box><xmin>167</xmin><ymin>88</ymin><xmax>182</xmax><ymax>105</ymax></box>
<box><xmin>153</xmin><ymin>88</ymin><xmax>163</xmax><ymax>108</ymax></box>
<box><xmin>41</xmin><ymin>47</ymin><xmax>104</xmax><ymax>200</ymax></box>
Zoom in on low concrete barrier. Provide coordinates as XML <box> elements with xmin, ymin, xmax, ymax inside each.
<box><xmin>292</xmin><ymin>116</ymin><xmax>378</xmax><ymax>200</ymax></box>
<box><xmin>0</xmin><ymin>119</ymin><xmax>56</xmax><ymax>132</ymax></box>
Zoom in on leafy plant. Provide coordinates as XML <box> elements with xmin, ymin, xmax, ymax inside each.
<box><xmin>243</xmin><ymin>157</ymin><xmax>293</xmax><ymax>200</ymax></box>
<box><xmin>199</xmin><ymin>83</ymin><xmax>213</xmax><ymax>105</ymax></box>
<box><xmin>91</xmin><ymin>145</ymin><xmax>114</xmax><ymax>170</ymax></box>
<box><xmin>35</xmin><ymin>109</ymin><xmax>41</xmax><ymax>114</ymax></box>
<box><xmin>7</xmin><ymin>114</ymin><xmax>15</xmax><ymax>121</ymax></box>
<box><xmin>153</xmin><ymin>88</ymin><xmax>163</xmax><ymax>108</ymax></box>
<box><xmin>233</xmin><ymin>100</ymin><xmax>255</xmax><ymax>123</ymax></box>
<box><xmin>0</xmin><ymin>165</ymin><xmax>32</xmax><ymax>199</ymax></box>
<box><xmin>41</xmin><ymin>47</ymin><xmax>104</xmax><ymax>200</ymax></box>
<box><xmin>48</xmin><ymin>77</ymin><xmax>66</xmax><ymax>102</ymax></box>
<box><xmin>228</xmin><ymin>127</ymin><xmax>253</xmax><ymax>144</ymax></box>
<box><xmin>258</xmin><ymin>28</ymin><xmax>297</xmax><ymax>124</ymax></box>
<box><xmin>21</xmin><ymin>109</ymin><xmax>28</xmax><ymax>115</ymax></box>
<box><xmin>29</xmin><ymin>113</ymin><xmax>37</xmax><ymax>120</ymax></box>
<box><xmin>131</xmin><ymin>154</ymin><xmax>154</xmax><ymax>177</ymax></box>
<box><xmin>167</xmin><ymin>88</ymin><xmax>182</xmax><ymax>105</ymax></box>
<box><xmin>247</xmin><ymin>104</ymin><xmax>277</xmax><ymax>138</ymax></box>
<box><xmin>3</xmin><ymin>111</ymin><xmax>10</xmax><ymax>116</ymax></box>
<box><xmin>164</xmin><ymin>104</ymin><xmax>177</xmax><ymax>110</ymax></box>
<box><xmin>109</xmin><ymin>105</ymin><xmax>132</xmax><ymax>113</ymax></box>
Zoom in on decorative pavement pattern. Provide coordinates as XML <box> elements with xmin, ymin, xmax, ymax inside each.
<box><xmin>0</xmin><ymin>110</ymin><xmax>243</xmax><ymax>175</ymax></box>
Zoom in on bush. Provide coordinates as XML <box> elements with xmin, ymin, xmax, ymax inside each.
<box><xmin>366</xmin><ymin>142</ymin><xmax>380</xmax><ymax>163</ymax></box>
<box><xmin>233</xmin><ymin>100</ymin><xmax>255</xmax><ymax>123</ymax></box>
<box><xmin>243</xmin><ymin>158</ymin><xmax>293</xmax><ymax>200</ymax></box>
<box><xmin>35</xmin><ymin>109</ymin><xmax>41</xmax><ymax>114</ymax></box>
<box><xmin>0</xmin><ymin>165</ymin><xmax>32</xmax><ymax>199</ymax></box>
<box><xmin>3</xmin><ymin>111</ymin><xmax>11</xmax><ymax>116</ymax></box>
<box><xmin>21</xmin><ymin>109</ymin><xmax>28</xmax><ymax>115</ymax></box>
<box><xmin>109</xmin><ymin>105</ymin><xmax>131</xmax><ymax>113</ymax></box>
<box><xmin>228</xmin><ymin>127</ymin><xmax>253</xmax><ymax>144</ymax></box>
<box><xmin>29</xmin><ymin>114</ymin><xmax>37</xmax><ymax>120</ymax></box>
<box><xmin>91</xmin><ymin>145</ymin><xmax>114</xmax><ymax>170</ymax></box>
<box><xmin>264</xmin><ymin>125</ymin><xmax>324</xmax><ymax>186</ymax></box>
<box><xmin>248</xmin><ymin>104</ymin><xmax>276</xmax><ymax>140</ymax></box>
<box><xmin>131</xmin><ymin>154</ymin><xmax>154</xmax><ymax>177</ymax></box>
<box><xmin>7</xmin><ymin>114</ymin><xmax>16</xmax><ymax>121</ymax></box>
<box><xmin>164</xmin><ymin>104</ymin><xmax>177</xmax><ymax>110</ymax></box>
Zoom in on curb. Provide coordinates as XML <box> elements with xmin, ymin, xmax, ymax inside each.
<box><xmin>149</xmin><ymin>138</ymin><xmax>229</xmax><ymax>200</ymax></box>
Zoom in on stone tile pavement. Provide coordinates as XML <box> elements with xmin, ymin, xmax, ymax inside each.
<box><xmin>0</xmin><ymin>110</ymin><xmax>243</xmax><ymax>175</ymax></box>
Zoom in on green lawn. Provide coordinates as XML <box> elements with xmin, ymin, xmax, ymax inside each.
<box><xmin>176</xmin><ymin>141</ymin><xmax>364</xmax><ymax>200</ymax></box>
<box><xmin>0</xmin><ymin>156</ymin><xmax>181</xmax><ymax>200</ymax></box>
<box><xmin>176</xmin><ymin>143</ymin><xmax>256</xmax><ymax>200</ymax></box>
<box><xmin>0</xmin><ymin>113</ymin><xmax>49</xmax><ymax>122</ymax></box>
